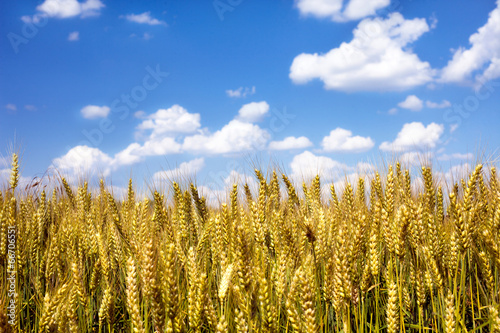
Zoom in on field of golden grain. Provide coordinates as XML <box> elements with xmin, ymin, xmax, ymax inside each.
<box><xmin>0</xmin><ymin>153</ymin><xmax>499</xmax><ymax>332</ymax></box>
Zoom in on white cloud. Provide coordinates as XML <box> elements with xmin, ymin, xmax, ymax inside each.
<box><xmin>24</xmin><ymin>105</ymin><xmax>37</xmax><ymax>111</ymax></box>
<box><xmin>435</xmin><ymin>163</ymin><xmax>472</xmax><ymax>187</ymax></box>
<box><xmin>441</xmin><ymin>1</ymin><xmax>500</xmax><ymax>83</ymax></box>
<box><xmin>80</xmin><ymin>105</ymin><xmax>110</xmax><ymax>119</ymax></box>
<box><xmin>290</xmin><ymin>150</ymin><xmax>348</xmax><ymax>182</ymax></box>
<box><xmin>114</xmin><ymin>137</ymin><xmax>182</xmax><ymax>166</ymax></box>
<box><xmin>237</xmin><ymin>101</ymin><xmax>270</xmax><ymax>123</ymax></box>
<box><xmin>183</xmin><ymin>119</ymin><xmax>270</xmax><ymax>154</ymax></box>
<box><xmin>68</xmin><ymin>31</ymin><xmax>79</xmax><ymax>41</ymax></box>
<box><xmin>321</xmin><ymin>128</ymin><xmax>374</xmax><ymax>152</ymax></box>
<box><xmin>397</xmin><ymin>151</ymin><xmax>432</xmax><ymax>166</ymax></box>
<box><xmin>5</xmin><ymin>104</ymin><xmax>16</xmax><ymax>111</ymax></box>
<box><xmin>450</xmin><ymin>124</ymin><xmax>459</xmax><ymax>133</ymax></box>
<box><xmin>51</xmin><ymin>145</ymin><xmax>114</xmax><ymax>177</ymax></box>
<box><xmin>113</xmin><ymin>144</ymin><xmax>143</xmax><ymax>166</ymax></box>
<box><xmin>398</xmin><ymin>95</ymin><xmax>423</xmax><ymax>111</ymax></box>
<box><xmin>437</xmin><ymin>152</ymin><xmax>473</xmax><ymax>161</ymax></box>
<box><xmin>269</xmin><ymin>136</ymin><xmax>313</xmax><ymax>150</ymax></box>
<box><xmin>296</xmin><ymin>0</ymin><xmax>390</xmax><ymax>22</ymax></box>
<box><xmin>114</xmin><ymin>103</ymin><xmax>270</xmax><ymax>166</ymax></box>
<box><xmin>197</xmin><ymin>170</ymin><xmax>260</xmax><ymax>207</ymax></box>
<box><xmin>137</xmin><ymin>105</ymin><xmax>201</xmax><ymax>139</ymax></box>
<box><xmin>388</xmin><ymin>107</ymin><xmax>398</xmax><ymax>115</ymax></box>
<box><xmin>226</xmin><ymin>86</ymin><xmax>256</xmax><ymax>98</ymax></box>
<box><xmin>143</xmin><ymin>32</ymin><xmax>153</xmax><ymax>40</ymax></box>
<box><xmin>290</xmin><ymin>13</ymin><xmax>435</xmax><ymax>91</ymax></box>
<box><xmin>425</xmin><ymin>100</ymin><xmax>451</xmax><ymax>109</ymax></box>
<box><xmin>153</xmin><ymin>158</ymin><xmax>205</xmax><ymax>181</ymax></box>
<box><xmin>122</xmin><ymin>11</ymin><xmax>166</xmax><ymax>25</ymax></box>
<box><xmin>379</xmin><ymin>122</ymin><xmax>444</xmax><ymax>152</ymax></box>
<box><xmin>36</xmin><ymin>0</ymin><xmax>104</xmax><ymax>18</ymax></box>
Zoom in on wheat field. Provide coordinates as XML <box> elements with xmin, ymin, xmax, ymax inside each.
<box><xmin>0</xmin><ymin>153</ymin><xmax>499</xmax><ymax>332</ymax></box>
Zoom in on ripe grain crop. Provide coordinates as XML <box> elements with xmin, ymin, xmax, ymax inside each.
<box><xmin>0</xmin><ymin>153</ymin><xmax>499</xmax><ymax>332</ymax></box>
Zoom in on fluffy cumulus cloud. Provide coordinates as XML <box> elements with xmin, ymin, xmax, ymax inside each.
<box><xmin>136</xmin><ymin>105</ymin><xmax>201</xmax><ymax>139</ymax></box>
<box><xmin>290</xmin><ymin>150</ymin><xmax>348</xmax><ymax>182</ymax></box>
<box><xmin>226</xmin><ymin>86</ymin><xmax>256</xmax><ymax>98</ymax></box>
<box><xmin>51</xmin><ymin>145</ymin><xmax>114</xmax><ymax>177</ymax></box>
<box><xmin>153</xmin><ymin>158</ymin><xmax>205</xmax><ymax>181</ymax></box>
<box><xmin>269</xmin><ymin>136</ymin><xmax>313</xmax><ymax>150</ymax></box>
<box><xmin>290</xmin><ymin>13</ymin><xmax>435</xmax><ymax>91</ymax></box>
<box><xmin>183</xmin><ymin>120</ymin><xmax>270</xmax><ymax>154</ymax></box>
<box><xmin>58</xmin><ymin>102</ymin><xmax>274</xmax><ymax>177</ymax></box>
<box><xmin>441</xmin><ymin>1</ymin><xmax>500</xmax><ymax>83</ymax></box>
<box><xmin>122</xmin><ymin>11</ymin><xmax>166</xmax><ymax>25</ymax></box>
<box><xmin>237</xmin><ymin>101</ymin><xmax>270</xmax><ymax>123</ymax></box>
<box><xmin>80</xmin><ymin>105</ymin><xmax>110</xmax><ymax>119</ymax></box>
<box><xmin>321</xmin><ymin>128</ymin><xmax>374</xmax><ymax>152</ymax></box>
<box><xmin>114</xmin><ymin>137</ymin><xmax>182</xmax><ymax>166</ymax></box>
<box><xmin>379</xmin><ymin>122</ymin><xmax>444</xmax><ymax>152</ymax></box>
<box><xmin>398</xmin><ymin>95</ymin><xmax>423</xmax><ymax>111</ymax></box>
<box><xmin>296</xmin><ymin>0</ymin><xmax>390</xmax><ymax>22</ymax></box>
<box><xmin>35</xmin><ymin>0</ymin><xmax>104</xmax><ymax>18</ymax></box>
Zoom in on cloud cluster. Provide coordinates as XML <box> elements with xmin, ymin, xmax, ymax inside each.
<box><xmin>35</xmin><ymin>0</ymin><xmax>104</xmax><ymax>19</ymax></box>
<box><xmin>290</xmin><ymin>150</ymin><xmax>348</xmax><ymax>182</ymax></box>
<box><xmin>55</xmin><ymin>102</ymin><xmax>276</xmax><ymax>177</ymax></box>
<box><xmin>121</xmin><ymin>11</ymin><xmax>166</xmax><ymax>25</ymax></box>
<box><xmin>321</xmin><ymin>128</ymin><xmax>374</xmax><ymax>152</ymax></box>
<box><xmin>290</xmin><ymin>13</ymin><xmax>435</xmax><ymax>91</ymax></box>
<box><xmin>136</xmin><ymin>105</ymin><xmax>201</xmax><ymax>139</ymax></box>
<box><xmin>390</xmin><ymin>96</ymin><xmax>451</xmax><ymax>114</ymax></box>
<box><xmin>441</xmin><ymin>1</ymin><xmax>500</xmax><ymax>83</ymax></box>
<box><xmin>379</xmin><ymin>122</ymin><xmax>444</xmax><ymax>152</ymax></box>
<box><xmin>52</xmin><ymin>145</ymin><xmax>114</xmax><ymax>177</ymax></box>
<box><xmin>153</xmin><ymin>158</ymin><xmax>205</xmax><ymax>181</ymax></box>
<box><xmin>296</xmin><ymin>0</ymin><xmax>391</xmax><ymax>22</ymax></box>
<box><xmin>183</xmin><ymin>120</ymin><xmax>270</xmax><ymax>154</ymax></box>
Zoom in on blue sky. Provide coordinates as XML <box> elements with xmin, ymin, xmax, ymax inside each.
<box><xmin>1</xmin><ymin>0</ymin><xmax>499</xmax><ymax>198</ymax></box>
